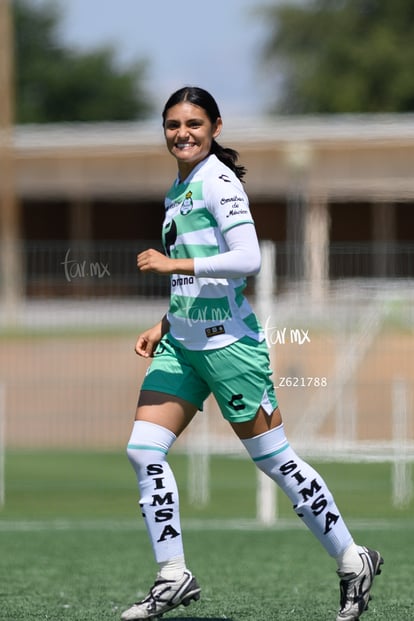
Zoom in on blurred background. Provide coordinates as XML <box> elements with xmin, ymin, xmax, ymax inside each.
<box><xmin>0</xmin><ymin>0</ymin><xmax>413</xmax><ymax>520</ymax></box>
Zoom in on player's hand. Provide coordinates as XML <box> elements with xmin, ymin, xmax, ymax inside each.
<box><xmin>137</xmin><ymin>249</ymin><xmax>173</xmax><ymax>274</ymax></box>
<box><xmin>134</xmin><ymin>321</ymin><xmax>164</xmax><ymax>358</ymax></box>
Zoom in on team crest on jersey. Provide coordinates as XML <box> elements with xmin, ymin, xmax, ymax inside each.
<box><xmin>180</xmin><ymin>191</ymin><xmax>193</xmax><ymax>215</ymax></box>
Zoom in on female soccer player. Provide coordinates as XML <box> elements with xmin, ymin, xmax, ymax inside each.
<box><xmin>121</xmin><ymin>86</ymin><xmax>383</xmax><ymax>621</ymax></box>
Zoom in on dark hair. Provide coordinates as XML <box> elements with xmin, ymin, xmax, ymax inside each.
<box><xmin>162</xmin><ymin>86</ymin><xmax>247</xmax><ymax>181</ymax></box>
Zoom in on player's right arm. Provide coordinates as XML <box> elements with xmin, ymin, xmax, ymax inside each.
<box><xmin>134</xmin><ymin>315</ymin><xmax>170</xmax><ymax>358</ymax></box>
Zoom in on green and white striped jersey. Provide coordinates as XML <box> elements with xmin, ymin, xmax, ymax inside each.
<box><xmin>162</xmin><ymin>154</ymin><xmax>264</xmax><ymax>350</ymax></box>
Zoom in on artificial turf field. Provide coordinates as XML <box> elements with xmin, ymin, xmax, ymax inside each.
<box><xmin>0</xmin><ymin>451</ymin><xmax>413</xmax><ymax>620</ymax></box>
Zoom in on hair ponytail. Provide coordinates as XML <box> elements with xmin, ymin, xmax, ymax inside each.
<box><xmin>162</xmin><ymin>86</ymin><xmax>247</xmax><ymax>182</ymax></box>
<box><xmin>210</xmin><ymin>140</ymin><xmax>247</xmax><ymax>182</ymax></box>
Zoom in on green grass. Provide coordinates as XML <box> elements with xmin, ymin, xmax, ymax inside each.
<box><xmin>0</xmin><ymin>527</ymin><xmax>412</xmax><ymax>620</ymax></box>
<box><xmin>1</xmin><ymin>450</ymin><xmax>413</xmax><ymax>521</ymax></box>
<box><xmin>0</xmin><ymin>451</ymin><xmax>413</xmax><ymax>620</ymax></box>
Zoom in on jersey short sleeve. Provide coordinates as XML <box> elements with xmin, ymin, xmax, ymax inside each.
<box><xmin>202</xmin><ymin>160</ymin><xmax>254</xmax><ymax>234</ymax></box>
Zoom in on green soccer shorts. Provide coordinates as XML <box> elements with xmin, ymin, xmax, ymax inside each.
<box><xmin>140</xmin><ymin>334</ymin><xmax>278</xmax><ymax>423</ymax></box>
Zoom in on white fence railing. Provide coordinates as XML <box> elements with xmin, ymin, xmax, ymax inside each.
<box><xmin>0</xmin><ymin>242</ymin><xmax>413</xmax><ymax>521</ymax></box>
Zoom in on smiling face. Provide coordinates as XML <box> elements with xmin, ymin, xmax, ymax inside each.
<box><xmin>163</xmin><ymin>101</ymin><xmax>222</xmax><ymax>180</ymax></box>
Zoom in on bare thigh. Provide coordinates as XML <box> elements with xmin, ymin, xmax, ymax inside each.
<box><xmin>230</xmin><ymin>406</ymin><xmax>283</xmax><ymax>440</ymax></box>
<box><xmin>135</xmin><ymin>390</ymin><xmax>198</xmax><ymax>437</ymax></box>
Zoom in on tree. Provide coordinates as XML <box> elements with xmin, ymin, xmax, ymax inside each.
<box><xmin>13</xmin><ymin>0</ymin><xmax>153</xmax><ymax>123</ymax></box>
<box><xmin>259</xmin><ymin>0</ymin><xmax>414</xmax><ymax>114</ymax></box>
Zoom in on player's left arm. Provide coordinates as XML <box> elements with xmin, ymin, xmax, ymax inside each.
<box><xmin>194</xmin><ymin>222</ymin><xmax>261</xmax><ymax>278</ymax></box>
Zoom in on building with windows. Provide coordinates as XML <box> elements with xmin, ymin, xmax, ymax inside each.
<box><xmin>2</xmin><ymin>114</ymin><xmax>414</xmax><ymax>303</ymax></box>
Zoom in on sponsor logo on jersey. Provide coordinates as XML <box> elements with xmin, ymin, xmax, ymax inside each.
<box><xmin>226</xmin><ymin>207</ymin><xmax>249</xmax><ymax>217</ymax></box>
<box><xmin>171</xmin><ymin>275</ymin><xmax>195</xmax><ymax>287</ymax></box>
<box><xmin>218</xmin><ymin>174</ymin><xmax>231</xmax><ymax>182</ymax></box>
<box><xmin>165</xmin><ymin>200</ymin><xmax>180</xmax><ymax>212</ymax></box>
<box><xmin>205</xmin><ymin>324</ymin><xmax>226</xmax><ymax>338</ymax></box>
<box><xmin>220</xmin><ymin>195</ymin><xmax>245</xmax><ymax>205</ymax></box>
<box><xmin>220</xmin><ymin>196</ymin><xmax>248</xmax><ymax>217</ymax></box>
<box><xmin>163</xmin><ymin>219</ymin><xmax>177</xmax><ymax>257</ymax></box>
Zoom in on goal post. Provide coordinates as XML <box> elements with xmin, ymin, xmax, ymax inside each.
<box><xmin>392</xmin><ymin>377</ymin><xmax>413</xmax><ymax>508</ymax></box>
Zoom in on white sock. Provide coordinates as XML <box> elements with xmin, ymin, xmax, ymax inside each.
<box><xmin>336</xmin><ymin>542</ymin><xmax>364</xmax><ymax>575</ymax></box>
<box><xmin>158</xmin><ymin>555</ymin><xmax>187</xmax><ymax>580</ymax></box>
<box><xmin>127</xmin><ymin>420</ymin><xmax>186</xmax><ymax>565</ymax></box>
<box><xmin>242</xmin><ymin>424</ymin><xmax>354</xmax><ymax>558</ymax></box>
